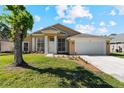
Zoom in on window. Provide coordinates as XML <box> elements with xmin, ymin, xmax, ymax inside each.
<box><xmin>37</xmin><ymin>38</ymin><xmax>44</xmax><ymax>52</ymax></box>
<box><xmin>50</xmin><ymin>38</ymin><xmax>54</xmax><ymax>41</ymax></box>
<box><xmin>23</xmin><ymin>42</ymin><xmax>29</xmax><ymax>52</ymax></box>
<box><xmin>58</xmin><ymin>38</ymin><xmax>65</xmax><ymax>52</ymax></box>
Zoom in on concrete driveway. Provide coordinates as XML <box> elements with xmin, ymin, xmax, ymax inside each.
<box><xmin>80</xmin><ymin>55</ymin><xmax>124</xmax><ymax>82</ymax></box>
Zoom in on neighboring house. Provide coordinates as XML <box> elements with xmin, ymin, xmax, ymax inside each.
<box><xmin>110</xmin><ymin>33</ymin><xmax>124</xmax><ymax>52</ymax></box>
<box><xmin>0</xmin><ymin>32</ymin><xmax>14</xmax><ymax>53</ymax></box>
<box><xmin>0</xmin><ymin>40</ymin><xmax>14</xmax><ymax>52</ymax></box>
<box><xmin>23</xmin><ymin>23</ymin><xmax>111</xmax><ymax>55</ymax></box>
<box><xmin>0</xmin><ymin>23</ymin><xmax>111</xmax><ymax>55</ymax></box>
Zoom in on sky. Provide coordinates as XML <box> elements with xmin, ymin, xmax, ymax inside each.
<box><xmin>0</xmin><ymin>5</ymin><xmax>124</xmax><ymax>35</ymax></box>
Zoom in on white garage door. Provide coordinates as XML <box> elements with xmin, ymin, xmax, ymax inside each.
<box><xmin>75</xmin><ymin>38</ymin><xmax>106</xmax><ymax>55</ymax></box>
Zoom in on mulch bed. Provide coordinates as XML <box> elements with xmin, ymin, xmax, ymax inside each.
<box><xmin>73</xmin><ymin>57</ymin><xmax>102</xmax><ymax>74</ymax></box>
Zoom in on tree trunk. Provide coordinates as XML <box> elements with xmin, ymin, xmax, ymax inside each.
<box><xmin>13</xmin><ymin>31</ymin><xmax>27</xmax><ymax>67</ymax></box>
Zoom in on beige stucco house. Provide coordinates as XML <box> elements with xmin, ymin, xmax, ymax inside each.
<box><xmin>0</xmin><ymin>40</ymin><xmax>14</xmax><ymax>52</ymax></box>
<box><xmin>0</xmin><ymin>23</ymin><xmax>111</xmax><ymax>55</ymax></box>
<box><xmin>22</xmin><ymin>23</ymin><xmax>111</xmax><ymax>55</ymax></box>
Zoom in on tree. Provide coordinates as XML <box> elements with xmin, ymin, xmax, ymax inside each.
<box><xmin>0</xmin><ymin>22</ymin><xmax>11</xmax><ymax>40</ymax></box>
<box><xmin>0</xmin><ymin>5</ymin><xmax>34</xmax><ymax>66</ymax></box>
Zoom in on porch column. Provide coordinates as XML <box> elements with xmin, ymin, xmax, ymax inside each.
<box><xmin>44</xmin><ymin>36</ymin><xmax>48</xmax><ymax>54</ymax></box>
<box><xmin>35</xmin><ymin>38</ymin><xmax>38</xmax><ymax>51</ymax></box>
<box><xmin>32</xmin><ymin>37</ymin><xmax>35</xmax><ymax>52</ymax></box>
<box><xmin>54</xmin><ymin>35</ymin><xmax>57</xmax><ymax>54</ymax></box>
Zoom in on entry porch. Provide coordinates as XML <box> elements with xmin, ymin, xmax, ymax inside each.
<box><xmin>31</xmin><ymin>34</ymin><xmax>68</xmax><ymax>54</ymax></box>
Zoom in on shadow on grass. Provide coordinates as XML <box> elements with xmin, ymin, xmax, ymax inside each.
<box><xmin>23</xmin><ymin>65</ymin><xmax>113</xmax><ymax>88</ymax></box>
<box><xmin>0</xmin><ymin>53</ymin><xmax>13</xmax><ymax>56</ymax></box>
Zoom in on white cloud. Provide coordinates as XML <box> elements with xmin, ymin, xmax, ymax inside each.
<box><xmin>110</xmin><ymin>10</ymin><xmax>116</xmax><ymax>16</ymax></box>
<box><xmin>98</xmin><ymin>27</ymin><xmax>108</xmax><ymax>33</ymax></box>
<box><xmin>99</xmin><ymin>20</ymin><xmax>116</xmax><ymax>27</ymax></box>
<box><xmin>67</xmin><ymin>6</ymin><xmax>93</xmax><ymax>20</ymax></box>
<box><xmin>55</xmin><ymin>5</ymin><xmax>93</xmax><ymax>24</ymax></box>
<box><xmin>45</xmin><ymin>6</ymin><xmax>50</xmax><ymax>11</ymax></box>
<box><xmin>109</xmin><ymin>20</ymin><xmax>117</xmax><ymax>26</ymax></box>
<box><xmin>63</xmin><ymin>19</ymin><xmax>74</xmax><ymax>24</ymax></box>
<box><xmin>76</xmin><ymin>24</ymin><xmax>95</xmax><ymax>33</ymax></box>
<box><xmin>34</xmin><ymin>15</ymin><xmax>41</xmax><ymax>22</ymax></box>
<box><xmin>100</xmin><ymin>21</ymin><xmax>105</xmax><ymax>26</ymax></box>
<box><xmin>116</xmin><ymin>6</ymin><xmax>124</xmax><ymax>15</ymax></box>
<box><xmin>55</xmin><ymin>5</ymin><xmax>68</xmax><ymax>19</ymax></box>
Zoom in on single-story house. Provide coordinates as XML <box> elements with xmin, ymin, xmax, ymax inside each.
<box><xmin>22</xmin><ymin>24</ymin><xmax>111</xmax><ymax>55</ymax></box>
<box><xmin>0</xmin><ymin>32</ymin><xmax>14</xmax><ymax>53</ymax></box>
<box><xmin>110</xmin><ymin>33</ymin><xmax>124</xmax><ymax>52</ymax></box>
<box><xmin>0</xmin><ymin>23</ymin><xmax>111</xmax><ymax>55</ymax></box>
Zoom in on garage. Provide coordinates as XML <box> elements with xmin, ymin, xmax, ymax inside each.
<box><xmin>68</xmin><ymin>34</ymin><xmax>111</xmax><ymax>55</ymax></box>
<box><xmin>75</xmin><ymin>38</ymin><xmax>106</xmax><ymax>55</ymax></box>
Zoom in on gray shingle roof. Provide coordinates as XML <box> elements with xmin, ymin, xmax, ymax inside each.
<box><xmin>68</xmin><ymin>33</ymin><xmax>110</xmax><ymax>39</ymax></box>
<box><xmin>110</xmin><ymin>33</ymin><xmax>124</xmax><ymax>43</ymax></box>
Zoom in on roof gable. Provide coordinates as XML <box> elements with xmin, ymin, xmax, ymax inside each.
<box><xmin>33</xmin><ymin>23</ymin><xmax>80</xmax><ymax>36</ymax></box>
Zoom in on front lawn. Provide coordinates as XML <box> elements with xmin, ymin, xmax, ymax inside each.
<box><xmin>0</xmin><ymin>54</ymin><xmax>124</xmax><ymax>88</ymax></box>
<box><xmin>110</xmin><ymin>52</ymin><xmax>124</xmax><ymax>58</ymax></box>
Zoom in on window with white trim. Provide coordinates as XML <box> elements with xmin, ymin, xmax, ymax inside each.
<box><xmin>58</xmin><ymin>38</ymin><xmax>65</xmax><ymax>52</ymax></box>
<box><xmin>23</xmin><ymin>42</ymin><xmax>29</xmax><ymax>52</ymax></box>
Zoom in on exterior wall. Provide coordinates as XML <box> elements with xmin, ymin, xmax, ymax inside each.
<box><xmin>65</xmin><ymin>40</ymin><xmax>68</xmax><ymax>53</ymax></box>
<box><xmin>0</xmin><ymin>36</ymin><xmax>32</xmax><ymax>53</ymax></box>
<box><xmin>0</xmin><ymin>35</ymin><xmax>109</xmax><ymax>55</ymax></box>
<box><xmin>23</xmin><ymin>34</ymin><xmax>109</xmax><ymax>55</ymax></box>
<box><xmin>68</xmin><ymin>40</ymin><xmax>75</xmax><ymax>55</ymax></box>
<box><xmin>106</xmin><ymin>40</ymin><xmax>110</xmax><ymax>55</ymax></box>
<box><xmin>0</xmin><ymin>41</ymin><xmax>14</xmax><ymax>52</ymax></box>
<box><xmin>72</xmin><ymin>38</ymin><xmax>106</xmax><ymax>55</ymax></box>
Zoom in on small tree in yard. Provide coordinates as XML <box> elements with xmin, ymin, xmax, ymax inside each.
<box><xmin>0</xmin><ymin>5</ymin><xmax>34</xmax><ymax>66</ymax></box>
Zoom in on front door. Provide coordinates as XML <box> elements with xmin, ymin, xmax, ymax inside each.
<box><xmin>49</xmin><ymin>38</ymin><xmax>54</xmax><ymax>53</ymax></box>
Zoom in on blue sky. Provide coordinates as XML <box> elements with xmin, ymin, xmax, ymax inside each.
<box><xmin>0</xmin><ymin>5</ymin><xmax>124</xmax><ymax>35</ymax></box>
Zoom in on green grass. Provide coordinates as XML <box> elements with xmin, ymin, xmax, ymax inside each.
<box><xmin>0</xmin><ymin>53</ymin><xmax>12</xmax><ymax>56</ymax></box>
<box><xmin>110</xmin><ymin>52</ymin><xmax>124</xmax><ymax>58</ymax></box>
<box><xmin>0</xmin><ymin>54</ymin><xmax>124</xmax><ymax>88</ymax></box>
